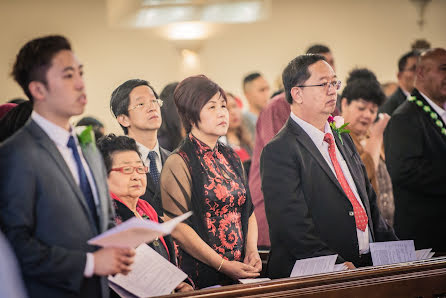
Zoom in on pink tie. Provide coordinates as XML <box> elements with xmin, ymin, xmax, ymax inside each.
<box><xmin>324</xmin><ymin>133</ymin><xmax>368</xmax><ymax>231</ymax></box>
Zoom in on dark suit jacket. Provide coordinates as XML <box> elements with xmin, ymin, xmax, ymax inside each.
<box><xmin>260</xmin><ymin>118</ymin><xmax>396</xmax><ymax>279</ymax></box>
<box><xmin>140</xmin><ymin>147</ymin><xmax>171</xmax><ymax>216</ymax></box>
<box><xmin>0</xmin><ymin>120</ymin><xmax>114</xmax><ymax>298</ymax></box>
<box><xmin>384</xmin><ymin>89</ymin><xmax>446</xmax><ymax>252</ymax></box>
<box><xmin>379</xmin><ymin>87</ymin><xmax>407</xmax><ymax>116</ymax></box>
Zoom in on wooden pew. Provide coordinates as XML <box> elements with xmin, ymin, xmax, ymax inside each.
<box><xmin>158</xmin><ymin>257</ymin><xmax>446</xmax><ymax>297</ymax></box>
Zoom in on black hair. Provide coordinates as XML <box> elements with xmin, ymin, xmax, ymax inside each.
<box><xmin>341</xmin><ymin>78</ymin><xmax>386</xmax><ymax>106</ymax></box>
<box><xmin>0</xmin><ymin>101</ymin><xmax>33</xmax><ymax>142</ymax></box>
<box><xmin>11</xmin><ymin>35</ymin><xmax>72</xmax><ymax>102</ymax></box>
<box><xmin>76</xmin><ymin>116</ymin><xmax>105</xmax><ymax>141</ymax></box>
<box><xmin>346</xmin><ymin>68</ymin><xmax>378</xmax><ymax>85</ymax></box>
<box><xmin>282</xmin><ymin>54</ymin><xmax>326</xmax><ymax>104</ymax></box>
<box><xmin>398</xmin><ymin>50</ymin><xmax>420</xmax><ymax>72</ymax></box>
<box><xmin>7</xmin><ymin>98</ymin><xmax>27</xmax><ymax>105</ymax></box>
<box><xmin>158</xmin><ymin>82</ymin><xmax>183</xmax><ymax>151</ymax></box>
<box><xmin>96</xmin><ymin>134</ymin><xmax>141</xmax><ymax>173</ymax></box>
<box><xmin>110</xmin><ymin>79</ymin><xmax>159</xmax><ymax>134</ymax></box>
<box><xmin>243</xmin><ymin>72</ymin><xmax>262</xmax><ymax>90</ymax></box>
<box><xmin>306</xmin><ymin>44</ymin><xmax>330</xmax><ymax>55</ymax></box>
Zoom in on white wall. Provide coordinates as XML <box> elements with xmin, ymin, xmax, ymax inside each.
<box><xmin>1</xmin><ymin>0</ymin><xmax>445</xmax><ymax>134</ymax></box>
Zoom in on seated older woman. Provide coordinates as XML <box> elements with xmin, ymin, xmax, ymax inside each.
<box><xmin>341</xmin><ymin>69</ymin><xmax>395</xmax><ymax>227</ymax></box>
<box><xmin>160</xmin><ymin>75</ymin><xmax>261</xmax><ymax>289</ymax></box>
<box><xmin>97</xmin><ymin>134</ymin><xmax>193</xmax><ymax>292</ymax></box>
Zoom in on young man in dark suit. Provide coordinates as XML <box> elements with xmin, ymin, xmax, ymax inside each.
<box><xmin>110</xmin><ymin>79</ymin><xmax>170</xmax><ymax>216</ymax></box>
<box><xmin>385</xmin><ymin>48</ymin><xmax>446</xmax><ymax>254</ymax></box>
<box><xmin>260</xmin><ymin>54</ymin><xmax>396</xmax><ymax>279</ymax></box>
<box><xmin>0</xmin><ymin>35</ymin><xmax>135</xmax><ymax>298</ymax></box>
<box><xmin>379</xmin><ymin>50</ymin><xmax>420</xmax><ymax>115</ymax></box>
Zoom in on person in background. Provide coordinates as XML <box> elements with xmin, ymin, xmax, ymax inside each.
<box><xmin>97</xmin><ymin>134</ymin><xmax>193</xmax><ymax>294</ymax></box>
<box><xmin>385</xmin><ymin>48</ymin><xmax>446</xmax><ymax>253</ymax></box>
<box><xmin>225</xmin><ymin>92</ymin><xmax>253</xmax><ymax>163</ymax></box>
<box><xmin>157</xmin><ymin>82</ymin><xmax>184</xmax><ymax>151</ymax></box>
<box><xmin>242</xmin><ymin>72</ymin><xmax>271</xmax><ymax>139</ymax></box>
<box><xmin>0</xmin><ymin>101</ymin><xmax>33</xmax><ymax>142</ymax></box>
<box><xmin>0</xmin><ymin>35</ymin><xmax>134</xmax><ymax>298</ymax></box>
<box><xmin>110</xmin><ymin>79</ymin><xmax>170</xmax><ymax>216</ymax></box>
<box><xmin>379</xmin><ymin>51</ymin><xmax>420</xmax><ymax>115</ymax></box>
<box><xmin>381</xmin><ymin>82</ymin><xmax>399</xmax><ymax>98</ymax></box>
<box><xmin>341</xmin><ymin>68</ymin><xmax>394</xmax><ymax>226</ymax></box>
<box><xmin>161</xmin><ymin>75</ymin><xmax>261</xmax><ymax>289</ymax></box>
<box><xmin>7</xmin><ymin>98</ymin><xmax>27</xmax><ymax>105</ymax></box>
<box><xmin>0</xmin><ymin>103</ymin><xmax>17</xmax><ymax>119</ymax></box>
<box><xmin>76</xmin><ymin>116</ymin><xmax>105</xmax><ymax>142</ymax></box>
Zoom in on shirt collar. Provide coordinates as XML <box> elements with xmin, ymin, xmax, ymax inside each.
<box><xmin>189</xmin><ymin>133</ymin><xmax>219</xmax><ymax>154</ymax></box>
<box><xmin>400</xmin><ymin>87</ymin><xmax>411</xmax><ymax>97</ymax></box>
<box><xmin>136</xmin><ymin>140</ymin><xmax>160</xmax><ymax>162</ymax></box>
<box><xmin>419</xmin><ymin>91</ymin><xmax>446</xmax><ymax>120</ymax></box>
<box><xmin>290</xmin><ymin>111</ymin><xmax>333</xmax><ymax>147</ymax></box>
<box><xmin>31</xmin><ymin>111</ymin><xmax>78</xmax><ymax>147</ymax></box>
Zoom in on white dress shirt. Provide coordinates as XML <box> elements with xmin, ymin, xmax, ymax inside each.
<box><xmin>136</xmin><ymin>141</ymin><xmax>162</xmax><ymax>172</ymax></box>
<box><xmin>31</xmin><ymin>111</ymin><xmax>97</xmax><ymax>277</ymax></box>
<box><xmin>420</xmin><ymin>91</ymin><xmax>446</xmax><ymax>124</ymax></box>
<box><xmin>290</xmin><ymin>112</ymin><xmax>371</xmax><ymax>254</ymax></box>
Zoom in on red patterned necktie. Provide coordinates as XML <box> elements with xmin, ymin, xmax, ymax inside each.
<box><xmin>323</xmin><ymin>133</ymin><xmax>368</xmax><ymax>231</ymax></box>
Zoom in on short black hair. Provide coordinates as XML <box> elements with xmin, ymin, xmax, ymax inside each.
<box><xmin>346</xmin><ymin>68</ymin><xmax>378</xmax><ymax>85</ymax></box>
<box><xmin>341</xmin><ymin>78</ymin><xmax>385</xmax><ymax>106</ymax></box>
<box><xmin>11</xmin><ymin>35</ymin><xmax>72</xmax><ymax>102</ymax></box>
<box><xmin>96</xmin><ymin>134</ymin><xmax>141</xmax><ymax>173</ymax></box>
<box><xmin>306</xmin><ymin>44</ymin><xmax>330</xmax><ymax>55</ymax></box>
<box><xmin>110</xmin><ymin>79</ymin><xmax>159</xmax><ymax>134</ymax></box>
<box><xmin>0</xmin><ymin>100</ymin><xmax>33</xmax><ymax>142</ymax></box>
<box><xmin>7</xmin><ymin>98</ymin><xmax>27</xmax><ymax>105</ymax></box>
<box><xmin>282</xmin><ymin>54</ymin><xmax>326</xmax><ymax>104</ymax></box>
<box><xmin>243</xmin><ymin>72</ymin><xmax>262</xmax><ymax>90</ymax></box>
<box><xmin>398</xmin><ymin>50</ymin><xmax>420</xmax><ymax>72</ymax></box>
<box><xmin>76</xmin><ymin>116</ymin><xmax>105</xmax><ymax>141</ymax></box>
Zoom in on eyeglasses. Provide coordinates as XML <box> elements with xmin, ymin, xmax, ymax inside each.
<box><xmin>128</xmin><ymin>99</ymin><xmax>164</xmax><ymax>112</ymax></box>
<box><xmin>110</xmin><ymin>166</ymin><xmax>148</xmax><ymax>175</ymax></box>
<box><xmin>296</xmin><ymin>80</ymin><xmax>342</xmax><ymax>91</ymax></box>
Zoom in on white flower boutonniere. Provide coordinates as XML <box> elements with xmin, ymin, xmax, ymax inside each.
<box><xmin>328</xmin><ymin>115</ymin><xmax>350</xmax><ymax>145</ymax></box>
<box><xmin>75</xmin><ymin>125</ymin><xmax>95</xmax><ymax>148</ymax></box>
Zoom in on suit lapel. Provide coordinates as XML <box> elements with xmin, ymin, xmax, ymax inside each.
<box><xmin>81</xmin><ymin>144</ymin><xmax>104</xmax><ymax>233</ymax></box>
<box><xmin>27</xmin><ymin>120</ymin><xmax>96</xmax><ymax>233</ymax></box>
<box><xmin>288</xmin><ymin>119</ymin><xmax>345</xmax><ymax>195</ymax></box>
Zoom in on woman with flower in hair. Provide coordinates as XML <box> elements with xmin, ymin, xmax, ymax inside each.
<box><xmin>160</xmin><ymin>75</ymin><xmax>261</xmax><ymax>289</ymax></box>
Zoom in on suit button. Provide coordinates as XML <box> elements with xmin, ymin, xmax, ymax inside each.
<box><xmin>349</xmin><ymin>211</ymin><xmax>354</xmax><ymax>216</ymax></box>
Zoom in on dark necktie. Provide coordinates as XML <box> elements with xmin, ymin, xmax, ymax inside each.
<box><xmin>148</xmin><ymin>151</ymin><xmax>160</xmax><ymax>185</ymax></box>
<box><xmin>67</xmin><ymin>136</ymin><xmax>98</xmax><ymax>226</ymax></box>
<box><xmin>324</xmin><ymin>133</ymin><xmax>368</xmax><ymax>231</ymax></box>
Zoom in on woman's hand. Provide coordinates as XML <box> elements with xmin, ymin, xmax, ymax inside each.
<box><xmin>175</xmin><ymin>282</ymin><xmax>194</xmax><ymax>292</ymax></box>
<box><xmin>243</xmin><ymin>250</ymin><xmax>262</xmax><ymax>272</ymax></box>
<box><xmin>220</xmin><ymin>260</ymin><xmax>260</xmax><ymax>280</ymax></box>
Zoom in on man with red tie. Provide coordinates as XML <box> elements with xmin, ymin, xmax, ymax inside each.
<box><xmin>260</xmin><ymin>54</ymin><xmax>397</xmax><ymax>279</ymax></box>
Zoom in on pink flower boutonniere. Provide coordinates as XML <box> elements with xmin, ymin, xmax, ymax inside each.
<box><xmin>328</xmin><ymin>115</ymin><xmax>350</xmax><ymax>145</ymax></box>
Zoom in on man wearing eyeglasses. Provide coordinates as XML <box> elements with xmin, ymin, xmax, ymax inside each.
<box><xmin>260</xmin><ymin>54</ymin><xmax>397</xmax><ymax>279</ymax></box>
<box><xmin>110</xmin><ymin>79</ymin><xmax>170</xmax><ymax>216</ymax></box>
<box><xmin>379</xmin><ymin>50</ymin><xmax>420</xmax><ymax>116</ymax></box>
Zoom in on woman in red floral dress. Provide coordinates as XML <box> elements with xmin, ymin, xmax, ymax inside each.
<box><xmin>160</xmin><ymin>75</ymin><xmax>261</xmax><ymax>289</ymax></box>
